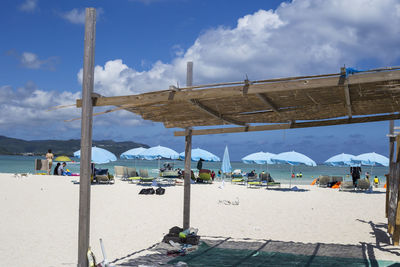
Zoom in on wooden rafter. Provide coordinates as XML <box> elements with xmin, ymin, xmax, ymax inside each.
<box><xmin>189</xmin><ymin>99</ymin><xmax>246</xmax><ymax>126</ymax></box>
<box><xmin>344</xmin><ymin>83</ymin><xmax>353</xmax><ymax>118</ymax></box>
<box><xmin>174</xmin><ymin>113</ymin><xmax>400</xmax><ymax>136</ymax></box>
<box><xmin>256</xmin><ymin>93</ymin><xmax>281</xmax><ymax>115</ymax></box>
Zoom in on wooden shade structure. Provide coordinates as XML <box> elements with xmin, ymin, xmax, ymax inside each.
<box><xmin>75</xmin><ymin>13</ymin><xmax>400</xmax><ymax>261</ymax></box>
<box><xmin>77</xmin><ymin>67</ymin><xmax>400</xmax><ymax>135</ymax></box>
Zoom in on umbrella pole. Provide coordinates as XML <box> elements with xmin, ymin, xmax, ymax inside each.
<box><xmin>289</xmin><ymin>165</ymin><xmax>293</xmax><ymax>188</ymax></box>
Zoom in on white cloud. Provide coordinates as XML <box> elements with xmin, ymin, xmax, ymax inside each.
<box><xmin>19</xmin><ymin>0</ymin><xmax>38</xmax><ymax>13</ymax></box>
<box><xmin>79</xmin><ymin>0</ymin><xmax>400</xmax><ymax>98</ymax></box>
<box><xmin>8</xmin><ymin>51</ymin><xmax>58</xmax><ymax>70</ymax></box>
<box><xmin>61</xmin><ymin>8</ymin><xmax>103</xmax><ymax>25</ymax></box>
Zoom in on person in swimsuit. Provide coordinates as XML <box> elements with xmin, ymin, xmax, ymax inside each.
<box><xmin>46</xmin><ymin>149</ymin><xmax>54</xmax><ymax>175</ymax></box>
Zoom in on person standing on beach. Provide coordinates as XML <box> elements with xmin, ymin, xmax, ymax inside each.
<box><xmin>350</xmin><ymin>166</ymin><xmax>361</xmax><ymax>186</ymax></box>
<box><xmin>197</xmin><ymin>158</ymin><xmax>204</xmax><ymax>171</ymax></box>
<box><xmin>46</xmin><ymin>149</ymin><xmax>54</xmax><ymax>175</ymax></box>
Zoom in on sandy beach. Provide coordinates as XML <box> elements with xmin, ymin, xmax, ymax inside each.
<box><xmin>0</xmin><ymin>173</ymin><xmax>398</xmax><ymax>266</ymax></box>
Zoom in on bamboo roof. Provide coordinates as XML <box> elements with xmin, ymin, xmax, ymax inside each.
<box><xmin>76</xmin><ymin>67</ymin><xmax>400</xmax><ymax>136</ymax></box>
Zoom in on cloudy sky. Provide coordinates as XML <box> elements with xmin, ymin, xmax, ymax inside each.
<box><xmin>1</xmin><ymin>0</ymin><xmax>399</xmax><ymax>162</ymax></box>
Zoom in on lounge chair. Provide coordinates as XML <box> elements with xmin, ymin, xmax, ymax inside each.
<box><xmin>95</xmin><ymin>168</ymin><xmax>115</xmax><ymax>184</ymax></box>
<box><xmin>114</xmin><ymin>166</ymin><xmax>125</xmax><ymax>180</ymax></box>
<box><xmin>125</xmin><ymin>167</ymin><xmax>141</xmax><ymax>183</ymax></box>
<box><xmin>231</xmin><ymin>172</ymin><xmax>245</xmax><ymax>185</ymax></box>
<box><xmin>138</xmin><ymin>169</ymin><xmax>155</xmax><ymax>185</ymax></box>
<box><xmin>247</xmin><ymin>173</ymin><xmax>263</xmax><ymax>188</ymax></box>
<box><xmin>318</xmin><ymin>176</ymin><xmax>331</xmax><ymax>187</ymax></box>
<box><xmin>357</xmin><ymin>178</ymin><xmax>371</xmax><ymax>190</ymax></box>
<box><xmin>260</xmin><ymin>172</ymin><xmax>281</xmax><ymax>188</ymax></box>
<box><xmin>339</xmin><ymin>181</ymin><xmax>355</xmax><ymax>191</ymax></box>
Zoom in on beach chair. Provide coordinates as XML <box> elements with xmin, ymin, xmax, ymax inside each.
<box><xmin>231</xmin><ymin>171</ymin><xmax>245</xmax><ymax>185</ymax></box>
<box><xmin>138</xmin><ymin>169</ymin><xmax>155</xmax><ymax>185</ymax></box>
<box><xmin>125</xmin><ymin>167</ymin><xmax>141</xmax><ymax>183</ymax></box>
<box><xmin>318</xmin><ymin>176</ymin><xmax>331</xmax><ymax>187</ymax></box>
<box><xmin>247</xmin><ymin>174</ymin><xmax>263</xmax><ymax>188</ymax></box>
<box><xmin>339</xmin><ymin>181</ymin><xmax>355</xmax><ymax>191</ymax></box>
<box><xmin>357</xmin><ymin>178</ymin><xmax>371</xmax><ymax>190</ymax></box>
<box><xmin>114</xmin><ymin>166</ymin><xmax>125</xmax><ymax>180</ymax></box>
<box><xmin>95</xmin><ymin>169</ymin><xmax>115</xmax><ymax>184</ymax></box>
<box><xmin>261</xmin><ymin>172</ymin><xmax>281</xmax><ymax>188</ymax></box>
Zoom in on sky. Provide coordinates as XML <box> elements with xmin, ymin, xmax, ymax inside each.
<box><xmin>0</xmin><ymin>0</ymin><xmax>400</xmax><ymax>162</ymax></box>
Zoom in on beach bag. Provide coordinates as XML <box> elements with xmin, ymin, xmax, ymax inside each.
<box><xmin>156</xmin><ymin>187</ymin><xmax>165</xmax><ymax>195</ymax></box>
<box><xmin>139</xmin><ymin>188</ymin><xmax>155</xmax><ymax>195</ymax></box>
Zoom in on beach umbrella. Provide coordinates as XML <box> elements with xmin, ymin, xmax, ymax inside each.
<box><xmin>351</xmin><ymin>152</ymin><xmax>389</xmax><ymax>176</ymax></box>
<box><xmin>137</xmin><ymin>145</ymin><xmax>179</xmax><ymax>160</ymax></box>
<box><xmin>54</xmin><ymin>155</ymin><xmax>72</xmax><ymax>162</ymax></box>
<box><xmin>324</xmin><ymin>153</ymin><xmax>355</xmax><ymax>166</ymax></box>
<box><xmin>221</xmin><ymin>146</ymin><xmax>232</xmax><ymax>176</ymax></box>
<box><xmin>179</xmin><ymin>148</ymin><xmax>220</xmax><ymax>162</ymax></box>
<box><xmin>272</xmin><ymin>151</ymin><xmax>317</xmax><ymax>166</ymax></box>
<box><xmin>272</xmin><ymin>151</ymin><xmax>316</xmax><ymax>187</ymax></box>
<box><xmin>73</xmin><ymin>146</ymin><xmax>117</xmax><ymax>164</ymax></box>
<box><xmin>137</xmin><ymin>145</ymin><xmax>179</xmax><ymax>170</ymax></box>
<box><xmin>351</xmin><ymin>152</ymin><xmax>389</xmax><ymax>167</ymax></box>
<box><xmin>242</xmin><ymin>152</ymin><xmax>276</xmax><ymax>164</ymax></box>
<box><xmin>120</xmin><ymin>147</ymin><xmax>148</xmax><ymax>159</ymax></box>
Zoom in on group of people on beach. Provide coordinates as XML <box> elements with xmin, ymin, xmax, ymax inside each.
<box><xmin>45</xmin><ymin>149</ymin><xmax>69</xmax><ymax>176</ymax></box>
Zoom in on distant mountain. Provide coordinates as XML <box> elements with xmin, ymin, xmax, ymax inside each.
<box><xmin>0</xmin><ymin>135</ymin><xmax>149</xmax><ymax>157</ymax></box>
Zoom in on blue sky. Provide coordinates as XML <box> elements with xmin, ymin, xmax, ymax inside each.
<box><xmin>0</xmin><ymin>0</ymin><xmax>399</xmax><ymax>162</ymax></box>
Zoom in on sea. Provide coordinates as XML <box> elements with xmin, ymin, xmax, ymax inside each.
<box><xmin>0</xmin><ymin>155</ymin><xmax>389</xmax><ymax>185</ymax></box>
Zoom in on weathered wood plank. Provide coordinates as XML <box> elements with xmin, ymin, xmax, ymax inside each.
<box><xmin>78</xmin><ymin>8</ymin><xmax>96</xmax><ymax>267</ymax></box>
<box><xmin>174</xmin><ymin>113</ymin><xmax>400</xmax><ymax>136</ymax></box>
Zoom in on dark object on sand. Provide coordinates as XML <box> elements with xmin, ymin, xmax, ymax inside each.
<box><xmin>163</xmin><ymin>226</ymin><xmax>200</xmax><ymax>245</ymax></box>
<box><xmin>139</xmin><ymin>188</ymin><xmax>155</xmax><ymax>195</ymax></box>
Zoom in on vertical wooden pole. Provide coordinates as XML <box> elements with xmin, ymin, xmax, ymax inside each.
<box><xmin>183</xmin><ymin>61</ymin><xmax>193</xmax><ymax>230</ymax></box>
<box><xmin>387</xmin><ymin>121</ymin><xmax>394</xmax><ymax>218</ymax></box>
<box><xmin>78</xmin><ymin>8</ymin><xmax>96</xmax><ymax>267</ymax></box>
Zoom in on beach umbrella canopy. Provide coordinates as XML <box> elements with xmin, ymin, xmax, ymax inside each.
<box><xmin>324</xmin><ymin>153</ymin><xmax>355</xmax><ymax>166</ymax></box>
<box><xmin>272</xmin><ymin>151</ymin><xmax>317</xmax><ymax>166</ymax></box>
<box><xmin>73</xmin><ymin>146</ymin><xmax>117</xmax><ymax>164</ymax></box>
<box><xmin>179</xmin><ymin>148</ymin><xmax>220</xmax><ymax>162</ymax></box>
<box><xmin>120</xmin><ymin>147</ymin><xmax>148</xmax><ymax>159</ymax></box>
<box><xmin>351</xmin><ymin>152</ymin><xmax>389</xmax><ymax>167</ymax></box>
<box><xmin>221</xmin><ymin>146</ymin><xmax>232</xmax><ymax>173</ymax></box>
<box><xmin>137</xmin><ymin>145</ymin><xmax>179</xmax><ymax>160</ymax></box>
<box><xmin>54</xmin><ymin>155</ymin><xmax>72</xmax><ymax>162</ymax></box>
<box><xmin>242</xmin><ymin>152</ymin><xmax>276</xmax><ymax>164</ymax></box>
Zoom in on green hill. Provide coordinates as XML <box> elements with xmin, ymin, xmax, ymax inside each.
<box><xmin>0</xmin><ymin>136</ymin><xmax>149</xmax><ymax>157</ymax></box>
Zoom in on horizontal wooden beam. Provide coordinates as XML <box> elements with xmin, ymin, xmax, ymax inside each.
<box><xmin>76</xmin><ymin>70</ymin><xmax>400</xmax><ymax>108</ymax></box>
<box><xmin>189</xmin><ymin>99</ymin><xmax>246</xmax><ymax>126</ymax></box>
<box><xmin>174</xmin><ymin>113</ymin><xmax>400</xmax><ymax>136</ymax></box>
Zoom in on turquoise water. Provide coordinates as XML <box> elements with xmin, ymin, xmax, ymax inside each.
<box><xmin>0</xmin><ymin>155</ymin><xmax>389</xmax><ymax>185</ymax></box>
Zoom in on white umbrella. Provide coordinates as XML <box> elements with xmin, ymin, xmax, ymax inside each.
<box><xmin>74</xmin><ymin>147</ymin><xmax>117</xmax><ymax>164</ymax></box>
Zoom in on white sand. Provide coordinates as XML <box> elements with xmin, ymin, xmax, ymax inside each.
<box><xmin>0</xmin><ymin>173</ymin><xmax>396</xmax><ymax>266</ymax></box>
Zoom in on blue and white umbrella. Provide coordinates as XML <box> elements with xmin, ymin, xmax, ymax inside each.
<box><xmin>120</xmin><ymin>147</ymin><xmax>148</xmax><ymax>159</ymax></box>
<box><xmin>324</xmin><ymin>153</ymin><xmax>355</xmax><ymax>166</ymax></box>
<box><xmin>272</xmin><ymin>151</ymin><xmax>316</xmax><ymax>166</ymax></box>
<box><xmin>221</xmin><ymin>146</ymin><xmax>232</xmax><ymax>175</ymax></box>
<box><xmin>74</xmin><ymin>146</ymin><xmax>117</xmax><ymax>164</ymax></box>
<box><xmin>242</xmin><ymin>152</ymin><xmax>276</xmax><ymax>164</ymax></box>
<box><xmin>272</xmin><ymin>151</ymin><xmax>316</xmax><ymax>188</ymax></box>
<box><xmin>351</xmin><ymin>152</ymin><xmax>389</xmax><ymax>167</ymax></box>
<box><xmin>137</xmin><ymin>145</ymin><xmax>179</xmax><ymax>160</ymax></box>
<box><xmin>179</xmin><ymin>148</ymin><xmax>220</xmax><ymax>162</ymax></box>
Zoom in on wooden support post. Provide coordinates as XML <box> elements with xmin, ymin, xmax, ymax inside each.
<box><xmin>183</xmin><ymin>61</ymin><xmax>193</xmax><ymax>230</ymax></box>
<box><xmin>183</xmin><ymin>127</ymin><xmax>192</xmax><ymax>229</ymax></box>
<box><xmin>388</xmin><ymin>120</ymin><xmax>394</xmax><ymax>218</ymax></box>
<box><xmin>78</xmin><ymin>8</ymin><xmax>96</xmax><ymax>267</ymax></box>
